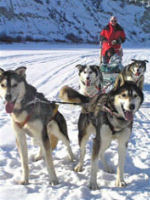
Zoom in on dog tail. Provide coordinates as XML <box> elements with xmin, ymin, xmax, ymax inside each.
<box><xmin>59</xmin><ymin>85</ymin><xmax>89</xmax><ymax>104</ymax></box>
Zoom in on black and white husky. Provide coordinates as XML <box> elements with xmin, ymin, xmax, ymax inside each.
<box><xmin>76</xmin><ymin>64</ymin><xmax>103</xmax><ymax>97</ymax></box>
<box><xmin>0</xmin><ymin>67</ymin><xmax>74</xmax><ymax>185</ymax></box>
<box><xmin>59</xmin><ymin>78</ymin><xmax>143</xmax><ymax>189</ymax></box>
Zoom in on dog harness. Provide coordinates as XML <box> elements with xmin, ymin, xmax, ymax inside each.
<box><xmin>107</xmin><ymin>115</ymin><xmax>125</xmax><ymax>135</ymax></box>
<box><xmin>81</xmin><ymin>79</ymin><xmax>102</xmax><ymax>97</ymax></box>
<box><xmin>84</xmin><ymin>85</ymin><xmax>101</xmax><ymax>97</ymax></box>
<box><xmin>15</xmin><ymin>103</ymin><xmax>59</xmax><ymax>129</ymax></box>
<box><xmin>15</xmin><ymin>113</ymin><xmax>33</xmax><ymax>129</ymax></box>
<box><xmin>103</xmin><ymin>106</ymin><xmax>132</xmax><ymax>134</ymax></box>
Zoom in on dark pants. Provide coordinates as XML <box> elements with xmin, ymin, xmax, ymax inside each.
<box><xmin>102</xmin><ymin>47</ymin><xmax>115</xmax><ymax>64</ymax></box>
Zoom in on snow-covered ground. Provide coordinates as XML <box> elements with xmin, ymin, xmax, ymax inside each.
<box><xmin>0</xmin><ymin>43</ymin><xmax>150</xmax><ymax>200</ymax></box>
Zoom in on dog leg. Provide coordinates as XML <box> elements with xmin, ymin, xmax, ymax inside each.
<box><xmin>116</xmin><ymin>133</ymin><xmax>129</xmax><ymax>187</ymax></box>
<box><xmin>47</xmin><ymin>120</ymin><xmax>74</xmax><ymax>161</ymax></box>
<box><xmin>116</xmin><ymin>143</ymin><xmax>127</xmax><ymax>187</ymax></box>
<box><xmin>32</xmin><ymin>134</ymin><xmax>58</xmax><ymax>161</ymax></box>
<box><xmin>57</xmin><ymin>133</ymin><xmax>74</xmax><ymax>161</ymax></box>
<box><xmin>89</xmin><ymin>127</ymin><xmax>101</xmax><ymax>190</ymax></box>
<box><xmin>74</xmin><ymin>130</ymin><xmax>91</xmax><ymax>172</ymax></box>
<box><xmin>41</xmin><ymin>138</ymin><xmax>59</xmax><ymax>185</ymax></box>
<box><xmin>99</xmin><ymin>127</ymin><xmax>113</xmax><ymax>173</ymax></box>
<box><xmin>32</xmin><ymin>138</ymin><xmax>43</xmax><ymax>161</ymax></box>
<box><xmin>89</xmin><ymin>136</ymin><xmax>100</xmax><ymax>190</ymax></box>
<box><xmin>75</xmin><ymin>113</ymin><xmax>94</xmax><ymax>172</ymax></box>
<box><xmin>34</xmin><ymin>147</ymin><xmax>43</xmax><ymax>161</ymax></box>
<box><xmin>15</xmin><ymin>128</ymin><xmax>29</xmax><ymax>184</ymax></box>
<box><xmin>89</xmin><ymin>155</ymin><xmax>99</xmax><ymax>190</ymax></box>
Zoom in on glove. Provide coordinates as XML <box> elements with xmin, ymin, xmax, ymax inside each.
<box><xmin>111</xmin><ymin>40</ymin><xmax>117</xmax><ymax>45</ymax></box>
<box><xmin>117</xmin><ymin>37</ymin><xmax>122</xmax><ymax>44</ymax></box>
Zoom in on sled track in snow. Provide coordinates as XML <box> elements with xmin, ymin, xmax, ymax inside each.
<box><xmin>0</xmin><ymin>45</ymin><xmax>150</xmax><ymax>200</ymax></box>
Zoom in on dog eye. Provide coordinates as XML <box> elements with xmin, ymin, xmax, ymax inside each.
<box><xmin>122</xmin><ymin>93</ymin><xmax>126</xmax><ymax>97</ymax></box>
<box><xmin>1</xmin><ymin>84</ymin><xmax>5</xmax><ymax>88</ymax></box>
<box><xmin>134</xmin><ymin>94</ymin><xmax>137</xmax><ymax>98</ymax></box>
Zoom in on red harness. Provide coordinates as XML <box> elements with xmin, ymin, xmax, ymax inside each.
<box><xmin>15</xmin><ymin>104</ymin><xmax>35</xmax><ymax>129</ymax></box>
<box><xmin>14</xmin><ymin>103</ymin><xmax>59</xmax><ymax>129</ymax></box>
<box><xmin>15</xmin><ymin>114</ymin><xmax>32</xmax><ymax>129</ymax></box>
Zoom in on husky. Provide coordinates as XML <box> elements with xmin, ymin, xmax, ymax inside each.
<box><xmin>59</xmin><ymin>79</ymin><xmax>143</xmax><ymax>189</ymax></box>
<box><xmin>114</xmin><ymin>59</ymin><xmax>148</xmax><ymax>90</ymax></box>
<box><xmin>76</xmin><ymin>64</ymin><xmax>103</xmax><ymax>97</ymax></box>
<box><xmin>0</xmin><ymin>67</ymin><xmax>74</xmax><ymax>185</ymax></box>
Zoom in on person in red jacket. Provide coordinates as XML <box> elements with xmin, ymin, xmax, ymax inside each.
<box><xmin>100</xmin><ymin>16</ymin><xmax>126</xmax><ymax>64</ymax></box>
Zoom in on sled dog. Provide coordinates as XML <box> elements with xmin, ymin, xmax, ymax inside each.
<box><xmin>59</xmin><ymin>79</ymin><xmax>143</xmax><ymax>189</ymax></box>
<box><xmin>76</xmin><ymin>64</ymin><xmax>103</xmax><ymax>97</ymax></box>
<box><xmin>114</xmin><ymin>59</ymin><xmax>148</xmax><ymax>90</ymax></box>
<box><xmin>0</xmin><ymin>67</ymin><xmax>74</xmax><ymax>185</ymax></box>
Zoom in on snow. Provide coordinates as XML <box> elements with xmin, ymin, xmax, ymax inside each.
<box><xmin>0</xmin><ymin>42</ymin><xmax>150</xmax><ymax>200</ymax></box>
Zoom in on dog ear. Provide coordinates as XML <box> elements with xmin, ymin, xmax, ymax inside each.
<box><xmin>15</xmin><ymin>66</ymin><xmax>27</xmax><ymax>78</ymax></box>
<box><xmin>0</xmin><ymin>68</ymin><xmax>4</xmax><ymax>76</ymax></box>
<box><xmin>91</xmin><ymin>65</ymin><xmax>100</xmax><ymax>71</ymax></box>
<box><xmin>92</xmin><ymin>65</ymin><xmax>103</xmax><ymax>81</ymax></box>
<box><xmin>131</xmin><ymin>59</ymin><xmax>137</xmax><ymax>62</ymax></box>
<box><xmin>91</xmin><ymin>65</ymin><xmax>99</xmax><ymax>68</ymax></box>
<box><xmin>132</xmin><ymin>59</ymin><xmax>149</xmax><ymax>63</ymax></box>
<box><xmin>113</xmin><ymin>74</ymin><xmax>125</xmax><ymax>90</ymax></box>
<box><xmin>76</xmin><ymin>64</ymin><xmax>84</xmax><ymax>71</ymax></box>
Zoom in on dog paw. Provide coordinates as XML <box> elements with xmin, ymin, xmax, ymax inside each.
<box><xmin>104</xmin><ymin>166</ymin><xmax>115</xmax><ymax>174</ymax></box>
<box><xmin>115</xmin><ymin>180</ymin><xmax>127</xmax><ymax>187</ymax></box>
<box><xmin>68</xmin><ymin>154</ymin><xmax>74</xmax><ymax>162</ymax></box>
<box><xmin>74</xmin><ymin>164</ymin><xmax>83</xmax><ymax>172</ymax></box>
<box><xmin>32</xmin><ymin>154</ymin><xmax>43</xmax><ymax>162</ymax></box>
<box><xmin>16</xmin><ymin>179</ymin><xmax>29</xmax><ymax>185</ymax></box>
<box><xmin>49</xmin><ymin>179</ymin><xmax>59</xmax><ymax>186</ymax></box>
<box><xmin>89</xmin><ymin>182</ymin><xmax>99</xmax><ymax>190</ymax></box>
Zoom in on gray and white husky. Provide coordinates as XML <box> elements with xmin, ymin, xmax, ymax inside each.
<box><xmin>114</xmin><ymin>59</ymin><xmax>148</xmax><ymax>90</ymax></box>
<box><xmin>59</xmin><ymin>78</ymin><xmax>143</xmax><ymax>189</ymax></box>
<box><xmin>0</xmin><ymin>67</ymin><xmax>74</xmax><ymax>185</ymax></box>
<box><xmin>76</xmin><ymin>64</ymin><xmax>103</xmax><ymax>97</ymax></box>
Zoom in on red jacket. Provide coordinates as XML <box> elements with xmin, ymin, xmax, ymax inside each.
<box><xmin>100</xmin><ymin>23</ymin><xmax>126</xmax><ymax>56</ymax></box>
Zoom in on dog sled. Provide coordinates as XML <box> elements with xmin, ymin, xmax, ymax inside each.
<box><xmin>100</xmin><ymin>50</ymin><xmax>123</xmax><ymax>91</ymax></box>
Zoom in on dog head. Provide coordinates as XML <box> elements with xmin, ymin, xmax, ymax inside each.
<box><xmin>76</xmin><ymin>64</ymin><xmax>103</xmax><ymax>87</ymax></box>
<box><xmin>110</xmin><ymin>81</ymin><xmax>144</xmax><ymax>121</ymax></box>
<box><xmin>129</xmin><ymin>59</ymin><xmax>148</xmax><ymax>77</ymax></box>
<box><xmin>0</xmin><ymin>67</ymin><xmax>26</xmax><ymax>113</ymax></box>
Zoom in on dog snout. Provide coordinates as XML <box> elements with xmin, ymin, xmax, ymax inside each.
<box><xmin>129</xmin><ymin>104</ymin><xmax>135</xmax><ymax>111</ymax></box>
<box><xmin>5</xmin><ymin>93</ymin><xmax>12</xmax><ymax>101</ymax></box>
